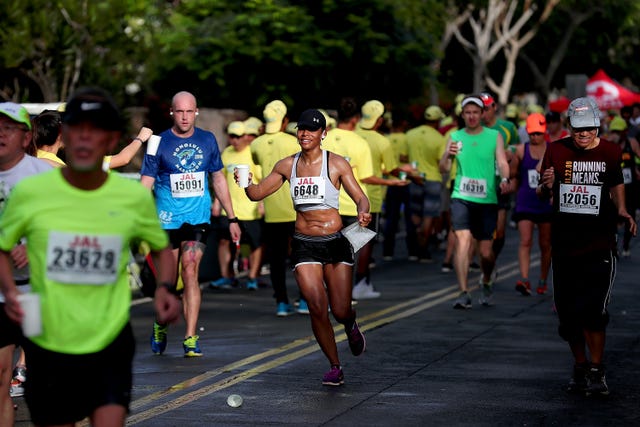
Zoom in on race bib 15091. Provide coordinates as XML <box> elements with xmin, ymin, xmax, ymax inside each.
<box><xmin>170</xmin><ymin>171</ymin><xmax>205</xmax><ymax>198</ymax></box>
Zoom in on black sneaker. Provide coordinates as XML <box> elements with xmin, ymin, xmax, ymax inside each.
<box><xmin>586</xmin><ymin>364</ymin><xmax>610</xmax><ymax>396</ymax></box>
<box><xmin>346</xmin><ymin>321</ymin><xmax>366</xmax><ymax>356</ymax></box>
<box><xmin>566</xmin><ymin>363</ymin><xmax>589</xmax><ymax>394</ymax></box>
<box><xmin>453</xmin><ymin>291</ymin><xmax>472</xmax><ymax>309</ymax></box>
<box><xmin>469</xmin><ymin>262</ymin><xmax>481</xmax><ymax>272</ymax></box>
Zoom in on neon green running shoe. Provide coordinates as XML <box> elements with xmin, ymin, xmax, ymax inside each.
<box><xmin>150</xmin><ymin>322</ymin><xmax>168</xmax><ymax>354</ymax></box>
<box><xmin>183</xmin><ymin>335</ymin><xmax>202</xmax><ymax>357</ymax></box>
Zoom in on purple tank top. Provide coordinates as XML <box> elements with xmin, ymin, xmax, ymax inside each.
<box><xmin>515</xmin><ymin>143</ymin><xmax>553</xmax><ymax>214</ymax></box>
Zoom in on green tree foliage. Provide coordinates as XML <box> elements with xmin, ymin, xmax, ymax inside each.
<box><xmin>0</xmin><ymin>0</ymin><xmax>159</xmax><ymax>103</ymax></box>
<box><xmin>149</xmin><ymin>0</ymin><xmax>441</xmax><ymax>112</ymax></box>
<box><xmin>2</xmin><ymin>0</ymin><xmax>639</xmax><ymax>111</ymax></box>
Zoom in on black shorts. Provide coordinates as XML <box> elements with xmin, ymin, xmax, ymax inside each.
<box><xmin>0</xmin><ymin>302</ymin><xmax>23</xmax><ymax>348</ymax></box>
<box><xmin>23</xmin><ymin>323</ymin><xmax>135</xmax><ymax>425</ymax></box>
<box><xmin>167</xmin><ymin>223</ymin><xmax>210</xmax><ymax>249</ymax></box>
<box><xmin>553</xmin><ymin>250</ymin><xmax>616</xmax><ymax>342</ymax></box>
<box><xmin>290</xmin><ymin>233</ymin><xmax>354</xmax><ymax>268</ymax></box>
<box><xmin>214</xmin><ymin>217</ymin><xmax>263</xmax><ymax>250</ymax></box>
<box><xmin>450</xmin><ymin>199</ymin><xmax>498</xmax><ymax>241</ymax></box>
<box><xmin>497</xmin><ymin>191</ymin><xmax>512</xmax><ymax>210</ymax></box>
<box><xmin>512</xmin><ymin>211</ymin><xmax>553</xmax><ymax>224</ymax></box>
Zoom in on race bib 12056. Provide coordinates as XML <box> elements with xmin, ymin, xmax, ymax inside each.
<box><xmin>559</xmin><ymin>183</ymin><xmax>601</xmax><ymax>215</ymax></box>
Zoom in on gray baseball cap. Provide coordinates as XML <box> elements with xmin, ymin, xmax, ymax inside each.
<box><xmin>567</xmin><ymin>97</ymin><xmax>600</xmax><ymax>128</ymax></box>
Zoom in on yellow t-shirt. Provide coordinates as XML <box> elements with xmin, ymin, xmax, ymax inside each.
<box><xmin>250</xmin><ymin>132</ymin><xmax>299</xmax><ymax>223</ymax></box>
<box><xmin>406</xmin><ymin>125</ymin><xmax>446</xmax><ymax>182</ymax></box>
<box><xmin>322</xmin><ymin>128</ymin><xmax>373</xmax><ymax>217</ymax></box>
<box><xmin>355</xmin><ymin>128</ymin><xmax>398</xmax><ymax>213</ymax></box>
<box><xmin>221</xmin><ymin>145</ymin><xmax>262</xmax><ymax>221</ymax></box>
<box><xmin>387</xmin><ymin>132</ymin><xmax>408</xmax><ymax>162</ymax></box>
<box><xmin>443</xmin><ymin>126</ymin><xmax>459</xmax><ymax>188</ymax></box>
<box><xmin>37</xmin><ymin>149</ymin><xmax>66</xmax><ymax>166</ymax></box>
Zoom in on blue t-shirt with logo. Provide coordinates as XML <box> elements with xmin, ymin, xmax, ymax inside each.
<box><xmin>141</xmin><ymin>127</ymin><xmax>223</xmax><ymax>229</ymax></box>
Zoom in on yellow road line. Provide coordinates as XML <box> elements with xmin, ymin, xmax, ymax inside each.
<box><xmin>122</xmin><ymin>258</ymin><xmax>530</xmax><ymax>424</ymax></box>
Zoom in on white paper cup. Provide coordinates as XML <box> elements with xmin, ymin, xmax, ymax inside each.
<box><xmin>236</xmin><ymin>165</ymin><xmax>250</xmax><ymax>188</ymax></box>
<box><xmin>17</xmin><ymin>293</ymin><xmax>42</xmax><ymax>337</ymax></box>
<box><xmin>146</xmin><ymin>135</ymin><xmax>161</xmax><ymax>156</ymax></box>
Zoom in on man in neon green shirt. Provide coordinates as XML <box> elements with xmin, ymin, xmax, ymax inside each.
<box><xmin>0</xmin><ymin>87</ymin><xmax>180</xmax><ymax>426</ymax></box>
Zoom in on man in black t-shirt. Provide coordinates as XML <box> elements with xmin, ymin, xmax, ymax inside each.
<box><xmin>538</xmin><ymin>97</ymin><xmax>637</xmax><ymax>397</ymax></box>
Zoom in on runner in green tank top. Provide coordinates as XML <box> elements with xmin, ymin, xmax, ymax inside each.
<box><xmin>439</xmin><ymin>95</ymin><xmax>510</xmax><ymax>310</ymax></box>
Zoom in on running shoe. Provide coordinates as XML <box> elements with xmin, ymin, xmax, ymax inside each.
<box><xmin>246</xmin><ymin>278</ymin><xmax>258</xmax><ymax>291</ymax></box>
<box><xmin>441</xmin><ymin>262</ymin><xmax>453</xmax><ymax>273</ymax></box>
<box><xmin>586</xmin><ymin>364</ymin><xmax>609</xmax><ymax>396</ymax></box>
<box><xmin>297</xmin><ymin>298</ymin><xmax>310</xmax><ymax>315</ymax></box>
<box><xmin>346</xmin><ymin>321</ymin><xmax>366</xmax><ymax>356</ymax></box>
<box><xmin>515</xmin><ymin>280</ymin><xmax>531</xmax><ymax>296</ymax></box>
<box><xmin>209</xmin><ymin>277</ymin><xmax>234</xmax><ymax>289</ymax></box>
<box><xmin>322</xmin><ymin>366</ymin><xmax>344</xmax><ymax>386</ymax></box>
<box><xmin>621</xmin><ymin>249</ymin><xmax>631</xmax><ymax>258</ymax></box>
<box><xmin>352</xmin><ymin>278</ymin><xmax>381</xmax><ymax>300</ymax></box>
<box><xmin>183</xmin><ymin>335</ymin><xmax>203</xmax><ymax>357</ymax></box>
<box><xmin>536</xmin><ymin>280</ymin><xmax>548</xmax><ymax>295</ymax></box>
<box><xmin>478</xmin><ymin>282</ymin><xmax>494</xmax><ymax>306</ymax></box>
<box><xmin>453</xmin><ymin>291</ymin><xmax>472</xmax><ymax>309</ymax></box>
<box><xmin>469</xmin><ymin>262</ymin><xmax>481</xmax><ymax>272</ymax></box>
<box><xmin>9</xmin><ymin>366</ymin><xmax>26</xmax><ymax>398</ymax></box>
<box><xmin>150</xmin><ymin>322</ymin><xmax>168</xmax><ymax>354</ymax></box>
<box><xmin>566</xmin><ymin>363</ymin><xmax>589</xmax><ymax>394</ymax></box>
<box><xmin>276</xmin><ymin>302</ymin><xmax>295</xmax><ymax>317</ymax></box>
<box><xmin>9</xmin><ymin>378</ymin><xmax>24</xmax><ymax>398</ymax></box>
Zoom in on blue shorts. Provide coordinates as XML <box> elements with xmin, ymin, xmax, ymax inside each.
<box><xmin>450</xmin><ymin>198</ymin><xmax>498</xmax><ymax>241</ymax></box>
<box><xmin>409</xmin><ymin>180</ymin><xmax>442</xmax><ymax>218</ymax></box>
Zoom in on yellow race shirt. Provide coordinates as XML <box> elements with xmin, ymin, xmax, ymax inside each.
<box><xmin>37</xmin><ymin>149</ymin><xmax>66</xmax><ymax>166</ymax></box>
<box><xmin>387</xmin><ymin>132</ymin><xmax>408</xmax><ymax>162</ymax></box>
<box><xmin>221</xmin><ymin>145</ymin><xmax>262</xmax><ymax>221</ymax></box>
<box><xmin>322</xmin><ymin>128</ymin><xmax>373</xmax><ymax>217</ymax></box>
<box><xmin>250</xmin><ymin>132</ymin><xmax>300</xmax><ymax>223</ymax></box>
<box><xmin>355</xmin><ymin>128</ymin><xmax>398</xmax><ymax>213</ymax></box>
<box><xmin>406</xmin><ymin>125</ymin><xmax>446</xmax><ymax>182</ymax></box>
<box><xmin>0</xmin><ymin>169</ymin><xmax>168</xmax><ymax>354</ymax></box>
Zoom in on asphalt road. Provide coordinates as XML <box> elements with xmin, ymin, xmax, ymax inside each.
<box><xmin>12</xmin><ymin>226</ymin><xmax>640</xmax><ymax>426</ymax></box>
